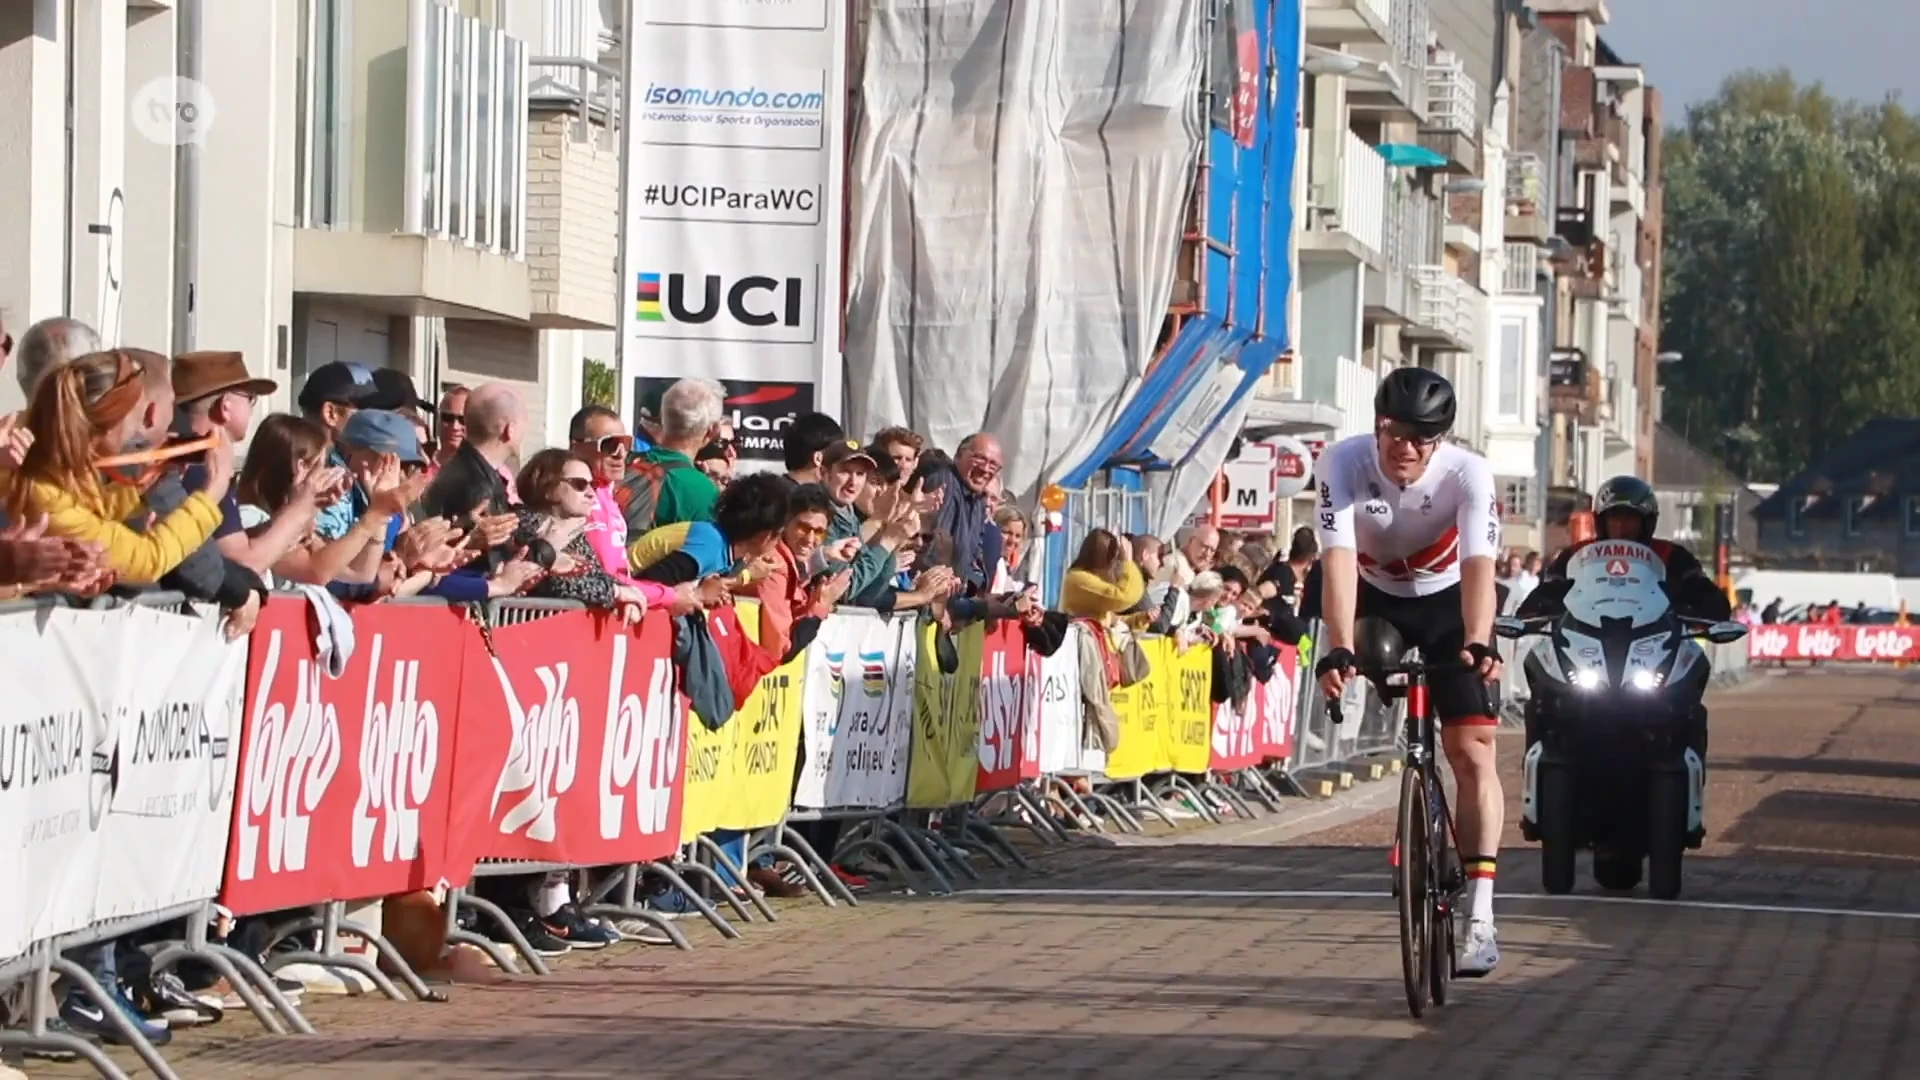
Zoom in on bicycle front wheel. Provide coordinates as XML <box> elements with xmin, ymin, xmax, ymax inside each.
<box><xmin>1396</xmin><ymin>763</ymin><xmax>1431</xmax><ymax>1018</ymax></box>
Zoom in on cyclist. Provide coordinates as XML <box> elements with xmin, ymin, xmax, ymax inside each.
<box><xmin>1516</xmin><ymin>476</ymin><xmax>1733</xmax><ymax>624</ymax></box>
<box><xmin>1312</xmin><ymin>367</ymin><xmax>1505</xmax><ymax>976</ymax></box>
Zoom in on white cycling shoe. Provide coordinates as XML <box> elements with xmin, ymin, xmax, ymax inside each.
<box><xmin>1456</xmin><ymin>919</ymin><xmax>1500</xmax><ymax>977</ymax></box>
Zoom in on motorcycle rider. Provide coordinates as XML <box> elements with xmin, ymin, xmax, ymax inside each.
<box><xmin>1514</xmin><ymin>474</ymin><xmax>1730</xmax><ymax>768</ymax></box>
<box><xmin>1516</xmin><ymin>476</ymin><xmax>1733</xmax><ymax>624</ymax></box>
<box><xmin>1310</xmin><ymin>366</ymin><xmax>1506</xmax><ymax>976</ymax></box>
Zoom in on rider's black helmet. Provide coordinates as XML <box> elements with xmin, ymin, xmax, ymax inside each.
<box><xmin>1373</xmin><ymin>367</ymin><xmax>1457</xmax><ymax>440</ymax></box>
<box><xmin>1594</xmin><ymin>475</ymin><xmax>1659</xmax><ymax>540</ymax></box>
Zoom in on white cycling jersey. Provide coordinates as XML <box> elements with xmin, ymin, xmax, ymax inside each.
<box><xmin>1314</xmin><ymin>434</ymin><xmax>1502</xmax><ymax>598</ymax></box>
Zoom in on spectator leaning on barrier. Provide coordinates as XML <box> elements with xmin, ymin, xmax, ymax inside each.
<box><xmin>3</xmin><ymin>349</ymin><xmax>226</xmax><ymax>586</ymax></box>
<box><xmin>298</xmin><ymin>360</ymin><xmax>386</xmax><ymax>540</ymax></box>
<box><xmin>869</xmin><ymin>425</ymin><xmax>923</xmax><ymax>481</ymax></box>
<box><xmin>1061</xmin><ymin>528</ymin><xmax>1145</xmax><ymax>621</ymax></box>
<box><xmin>781</xmin><ymin>411</ymin><xmax>845</xmax><ymax>487</ymax></box>
<box><xmin>417</xmin><ymin>382</ymin><xmax>524</xmax><ymax>567</ymax></box>
<box><xmin>234</xmin><ymin>414</ymin><xmax>372</xmax><ymax>588</ymax></box>
<box><xmin>627</xmin><ymin>471</ymin><xmax>791</xmax><ymax>587</ymax></box>
<box><xmin>736</xmin><ymin>481</ymin><xmax>851</xmax><ymax>656</ymax></box>
<box><xmin>509</xmin><ymin>448</ymin><xmax>652</xmax><ymax>619</ymax></box>
<box><xmin>925</xmin><ymin>431</ymin><xmax>1003</xmax><ymax>593</ymax></box>
<box><xmin>112</xmin><ymin>349</ymin><xmax>266</xmax><ymax>636</ymax></box>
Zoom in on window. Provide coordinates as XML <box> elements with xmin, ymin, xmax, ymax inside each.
<box><xmin>405</xmin><ymin>0</ymin><xmax>528</xmax><ymax>256</ymax></box>
<box><xmin>1907</xmin><ymin>496</ymin><xmax>1920</xmax><ymax>537</ymax></box>
<box><xmin>1500</xmin><ymin>478</ymin><xmax>1536</xmax><ymax>521</ymax></box>
<box><xmin>1787</xmin><ymin>500</ymin><xmax>1806</xmax><ymax>538</ymax></box>
<box><xmin>1497</xmin><ymin>320</ymin><xmax>1525</xmax><ymax>418</ymax></box>
<box><xmin>303</xmin><ymin>0</ymin><xmax>351</xmax><ymax>227</ymax></box>
<box><xmin>1845</xmin><ymin>496</ymin><xmax>1867</xmax><ymax>537</ymax></box>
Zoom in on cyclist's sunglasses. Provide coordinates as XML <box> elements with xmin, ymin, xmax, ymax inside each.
<box><xmin>1379</xmin><ymin>420</ymin><xmax>1445</xmax><ymax>447</ymax></box>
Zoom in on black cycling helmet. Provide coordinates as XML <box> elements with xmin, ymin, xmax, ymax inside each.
<box><xmin>1594</xmin><ymin>475</ymin><xmax>1659</xmax><ymax>541</ymax></box>
<box><xmin>1373</xmin><ymin>366</ymin><xmax>1457</xmax><ymax>439</ymax></box>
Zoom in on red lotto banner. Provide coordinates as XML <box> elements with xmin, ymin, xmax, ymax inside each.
<box><xmin>222</xmin><ymin>599</ymin><xmax>468</xmax><ymax>915</ymax></box>
<box><xmin>975</xmin><ymin>621</ymin><xmax>1037</xmax><ymax>794</ymax></box>
<box><xmin>446</xmin><ymin>610</ymin><xmax>685</xmax><ymax>880</ymax></box>
<box><xmin>221</xmin><ymin>599</ymin><xmax>686</xmax><ymax>916</ymax></box>
<box><xmin>1747</xmin><ymin>623</ymin><xmax>1920</xmax><ymax>663</ymax></box>
<box><xmin>1209</xmin><ymin>643</ymin><xmax>1300</xmax><ymax>772</ymax></box>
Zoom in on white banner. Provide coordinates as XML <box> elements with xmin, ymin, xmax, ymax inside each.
<box><xmin>795</xmin><ymin>612</ymin><xmax>915</xmax><ymax>810</ymax></box>
<box><xmin>620</xmin><ymin>0</ymin><xmax>849</xmax><ymax>425</ymax></box>
<box><xmin>95</xmin><ymin>607</ymin><xmax>246</xmax><ymax>921</ymax></box>
<box><xmin>0</xmin><ymin>606</ymin><xmax>243</xmax><ymax>962</ymax></box>
<box><xmin>1035</xmin><ymin>625</ymin><xmax>1085</xmax><ymax>775</ymax></box>
<box><xmin>0</xmin><ymin>611</ymin><xmax>113</xmax><ymax>959</ymax></box>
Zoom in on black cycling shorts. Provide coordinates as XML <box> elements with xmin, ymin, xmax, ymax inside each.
<box><xmin>1355</xmin><ymin>580</ymin><xmax>1498</xmax><ymax>727</ymax></box>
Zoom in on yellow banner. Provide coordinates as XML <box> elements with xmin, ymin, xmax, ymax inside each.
<box><xmin>1162</xmin><ymin>639</ymin><xmax>1215</xmax><ymax>774</ymax></box>
<box><xmin>1104</xmin><ymin>636</ymin><xmax>1171</xmax><ymax>779</ymax></box>
<box><xmin>906</xmin><ymin>621</ymin><xmax>985</xmax><ymax>809</ymax></box>
<box><xmin>1103</xmin><ymin>636</ymin><xmax>1216</xmax><ymax>779</ymax></box>
<box><xmin>680</xmin><ymin>602</ymin><xmax>806</xmax><ymax>843</ymax></box>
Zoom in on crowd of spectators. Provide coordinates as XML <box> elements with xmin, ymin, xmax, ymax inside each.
<box><xmin>0</xmin><ymin>310</ymin><xmax>1335</xmax><ymax>1055</ymax></box>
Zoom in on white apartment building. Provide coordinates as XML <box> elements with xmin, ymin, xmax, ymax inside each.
<box><xmin>0</xmin><ymin>0</ymin><xmax>621</xmax><ymax>449</ymax></box>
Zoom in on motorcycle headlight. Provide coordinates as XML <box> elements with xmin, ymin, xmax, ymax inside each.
<box><xmin>1628</xmin><ymin>668</ymin><xmax>1660</xmax><ymax>691</ymax></box>
<box><xmin>1570</xmin><ymin>667</ymin><xmax>1603</xmax><ymax>691</ymax></box>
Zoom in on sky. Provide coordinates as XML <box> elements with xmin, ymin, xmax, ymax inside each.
<box><xmin>1601</xmin><ymin>0</ymin><xmax>1920</xmax><ymax>116</ymax></box>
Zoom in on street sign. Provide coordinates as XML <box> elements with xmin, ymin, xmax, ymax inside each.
<box><xmin>1218</xmin><ymin>443</ymin><xmax>1279</xmax><ymax>530</ymax></box>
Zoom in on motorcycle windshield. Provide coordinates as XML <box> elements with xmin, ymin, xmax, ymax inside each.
<box><xmin>1562</xmin><ymin>540</ymin><xmax>1671</xmax><ymax>630</ymax></box>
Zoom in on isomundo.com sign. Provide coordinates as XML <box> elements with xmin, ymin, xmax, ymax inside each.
<box><xmin>622</xmin><ymin>0</ymin><xmax>845</xmax><ymax>421</ymax></box>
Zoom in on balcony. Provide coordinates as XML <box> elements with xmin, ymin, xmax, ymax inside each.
<box><xmin>1502</xmin><ymin>242</ymin><xmax>1540</xmax><ymax>295</ymax></box>
<box><xmin>1349</xmin><ymin>0</ymin><xmax>1429</xmax><ymax>125</ymax></box>
<box><xmin>1605</xmin><ymin>368</ymin><xmax>1638</xmax><ymax>453</ymax></box>
<box><xmin>1302</xmin><ymin>130</ymin><xmax>1388</xmax><ymax>262</ymax></box>
<box><xmin>1365</xmin><ymin>184</ymin><xmax>1438</xmax><ymax>323</ymax></box>
<box><xmin>1505</xmin><ymin>152</ymin><xmax>1549</xmax><ymax>243</ymax></box>
<box><xmin>1404</xmin><ymin>266</ymin><xmax>1479</xmax><ymax>353</ymax></box>
<box><xmin>1305</xmin><ymin>0</ymin><xmax>1392</xmax><ymax>46</ymax></box>
<box><xmin>295</xmin><ymin>0</ymin><xmax>534</xmax><ymax>321</ymax></box>
<box><xmin>1418</xmin><ymin>50</ymin><xmax>1479</xmax><ymax>175</ymax></box>
<box><xmin>1548</xmin><ymin>350</ymin><xmax>1603</xmax><ymax>422</ymax></box>
<box><xmin>1561</xmin><ymin>65</ymin><xmax>1597</xmax><ymax>139</ymax></box>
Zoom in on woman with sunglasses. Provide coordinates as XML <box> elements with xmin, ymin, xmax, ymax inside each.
<box><xmin>509</xmin><ymin>449</ymin><xmax>653</xmax><ymax>617</ymax></box>
<box><xmin>3</xmin><ymin>349</ymin><xmax>230</xmax><ymax>586</ymax></box>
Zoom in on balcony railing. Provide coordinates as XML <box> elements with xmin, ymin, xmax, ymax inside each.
<box><xmin>1506</xmin><ymin>152</ymin><xmax>1545</xmax><ymax>210</ymax></box>
<box><xmin>1503</xmin><ymin>242</ymin><xmax>1538</xmax><ymax>294</ymax></box>
<box><xmin>1424</xmin><ymin>50</ymin><xmax>1477</xmax><ymax>136</ymax></box>
<box><xmin>1412</xmin><ymin>266</ymin><xmax>1479</xmax><ymax>352</ymax></box>
<box><xmin>1339</xmin><ymin>130</ymin><xmax>1387</xmax><ymax>255</ymax></box>
<box><xmin>403</xmin><ymin>0</ymin><xmax>531</xmax><ymax>257</ymax></box>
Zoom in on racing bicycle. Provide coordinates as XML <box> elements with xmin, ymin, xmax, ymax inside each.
<box><xmin>1329</xmin><ymin>652</ymin><xmax>1485</xmax><ymax>1019</ymax></box>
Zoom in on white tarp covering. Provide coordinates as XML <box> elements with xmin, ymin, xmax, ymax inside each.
<box><xmin>845</xmin><ymin>1</ymin><xmax>1206</xmax><ymax>496</ymax></box>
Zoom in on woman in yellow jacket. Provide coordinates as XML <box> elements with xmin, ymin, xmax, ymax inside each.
<box><xmin>5</xmin><ymin>349</ymin><xmax>229</xmax><ymax>585</ymax></box>
<box><xmin>1060</xmin><ymin>528</ymin><xmax>1145</xmax><ymax>620</ymax></box>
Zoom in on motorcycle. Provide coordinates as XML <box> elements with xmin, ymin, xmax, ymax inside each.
<box><xmin>1493</xmin><ymin>540</ymin><xmax>1747</xmax><ymax>900</ymax></box>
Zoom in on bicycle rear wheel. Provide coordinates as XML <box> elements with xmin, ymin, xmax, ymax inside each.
<box><xmin>1396</xmin><ymin>763</ymin><xmax>1431</xmax><ymax>1018</ymax></box>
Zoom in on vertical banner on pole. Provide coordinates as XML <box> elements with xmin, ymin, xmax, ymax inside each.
<box><xmin>622</xmin><ymin>0</ymin><xmax>849</xmax><ymax>444</ymax></box>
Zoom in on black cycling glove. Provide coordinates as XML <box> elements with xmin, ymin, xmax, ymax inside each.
<box><xmin>1463</xmin><ymin>641</ymin><xmax>1499</xmax><ymax>668</ymax></box>
<box><xmin>1314</xmin><ymin>647</ymin><xmax>1357</xmax><ymax>681</ymax></box>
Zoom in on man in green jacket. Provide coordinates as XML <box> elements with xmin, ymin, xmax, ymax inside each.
<box><xmin>636</xmin><ymin>378</ymin><xmax>723</xmax><ymax>524</ymax></box>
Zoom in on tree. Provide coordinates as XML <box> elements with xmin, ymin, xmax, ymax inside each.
<box><xmin>582</xmin><ymin>358</ymin><xmax>616</xmax><ymax>408</ymax></box>
<box><xmin>1660</xmin><ymin>72</ymin><xmax>1920</xmax><ymax>480</ymax></box>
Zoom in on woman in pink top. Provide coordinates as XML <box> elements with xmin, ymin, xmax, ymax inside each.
<box><xmin>570</xmin><ymin>406</ymin><xmax>676</xmax><ymax>611</ymax></box>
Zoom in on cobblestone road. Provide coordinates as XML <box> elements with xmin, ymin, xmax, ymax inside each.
<box><xmin>34</xmin><ymin>667</ymin><xmax>1920</xmax><ymax>1079</ymax></box>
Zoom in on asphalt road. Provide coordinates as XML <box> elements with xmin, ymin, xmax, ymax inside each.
<box><xmin>32</xmin><ymin>667</ymin><xmax>1920</xmax><ymax>1079</ymax></box>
